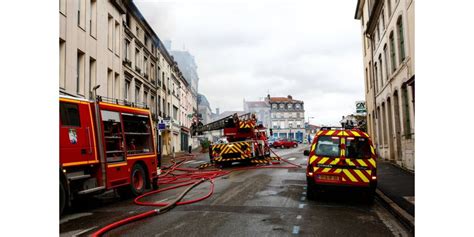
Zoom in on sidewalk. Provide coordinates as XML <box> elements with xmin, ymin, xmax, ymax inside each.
<box><xmin>376</xmin><ymin>159</ymin><xmax>415</xmax><ymax>230</ymax></box>
<box><xmin>160</xmin><ymin>148</ymin><xmax>204</xmax><ymax>166</ymax></box>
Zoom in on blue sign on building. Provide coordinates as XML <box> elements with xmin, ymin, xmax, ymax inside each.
<box><xmin>158</xmin><ymin>123</ymin><xmax>166</xmax><ymax>130</ymax></box>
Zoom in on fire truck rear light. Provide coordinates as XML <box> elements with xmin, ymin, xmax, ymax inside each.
<box><xmin>372</xmin><ymin>176</ymin><xmax>377</xmax><ymax>180</ymax></box>
<box><xmin>308</xmin><ymin>172</ymin><xmax>314</xmax><ymax>176</ymax></box>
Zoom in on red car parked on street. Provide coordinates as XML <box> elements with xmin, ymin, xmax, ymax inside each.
<box><xmin>272</xmin><ymin>138</ymin><xmax>298</xmax><ymax>149</ymax></box>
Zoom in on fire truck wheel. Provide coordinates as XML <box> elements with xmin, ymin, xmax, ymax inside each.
<box><xmin>60</xmin><ymin>179</ymin><xmax>67</xmax><ymax>215</ymax></box>
<box><xmin>130</xmin><ymin>164</ymin><xmax>147</xmax><ymax>196</ymax></box>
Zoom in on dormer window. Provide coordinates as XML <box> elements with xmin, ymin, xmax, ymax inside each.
<box><xmin>279</xmin><ymin>104</ymin><xmax>285</xmax><ymax>109</ymax></box>
<box><xmin>295</xmin><ymin>104</ymin><xmax>301</xmax><ymax>109</ymax></box>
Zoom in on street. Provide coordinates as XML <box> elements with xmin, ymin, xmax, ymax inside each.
<box><xmin>60</xmin><ymin>145</ymin><xmax>410</xmax><ymax>237</ymax></box>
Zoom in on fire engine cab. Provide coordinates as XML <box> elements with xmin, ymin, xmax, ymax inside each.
<box><xmin>304</xmin><ymin>127</ymin><xmax>377</xmax><ymax>200</ymax></box>
<box><xmin>60</xmin><ymin>93</ymin><xmax>159</xmax><ymax>215</ymax></box>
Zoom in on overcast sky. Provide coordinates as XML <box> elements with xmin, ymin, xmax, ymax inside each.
<box><xmin>135</xmin><ymin>0</ymin><xmax>364</xmax><ymax>126</ymax></box>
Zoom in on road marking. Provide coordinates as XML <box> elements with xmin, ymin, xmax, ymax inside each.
<box><xmin>292</xmin><ymin>226</ymin><xmax>300</xmax><ymax>234</ymax></box>
<box><xmin>60</xmin><ymin>212</ymin><xmax>93</xmax><ymax>224</ymax></box>
<box><xmin>72</xmin><ymin>226</ymin><xmax>97</xmax><ymax>236</ymax></box>
<box><xmin>287</xmin><ymin>157</ymin><xmax>296</xmax><ymax>161</ymax></box>
<box><xmin>298</xmin><ymin>204</ymin><xmax>305</xmax><ymax>209</ymax></box>
<box><xmin>296</xmin><ymin>215</ymin><xmax>302</xmax><ymax>220</ymax></box>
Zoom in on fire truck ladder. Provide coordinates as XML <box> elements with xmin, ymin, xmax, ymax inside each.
<box><xmin>193</xmin><ymin>113</ymin><xmax>252</xmax><ymax>134</ymax></box>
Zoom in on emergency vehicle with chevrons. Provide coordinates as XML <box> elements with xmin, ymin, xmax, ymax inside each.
<box><xmin>305</xmin><ymin>127</ymin><xmax>377</xmax><ymax>199</ymax></box>
<box><xmin>192</xmin><ymin>113</ymin><xmax>270</xmax><ymax>165</ymax></box>
<box><xmin>60</xmin><ymin>90</ymin><xmax>160</xmax><ymax>215</ymax></box>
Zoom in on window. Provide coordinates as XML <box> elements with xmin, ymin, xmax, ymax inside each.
<box><xmin>101</xmin><ymin>110</ymin><xmax>125</xmax><ymax>162</ymax></box>
<box><xmin>77</xmin><ymin>50</ymin><xmax>85</xmax><ymax>95</ymax></box>
<box><xmin>381</xmin><ymin>8</ymin><xmax>385</xmax><ymax>31</ymax></box>
<box><xmin>151</xmin><ymin>96</ymin><xmax>155</xmax><ymax>113</ymax></box>
<box><xmin>272</xmin><ymin>104</ymin><xmax>277</xmax><ymax>109</ymax></box>
<box><xmin>136</xmin><ymin>27</ymin><xmax>140</xmax><ymax>38</ymax></box>
<box><xmin>279</xmin><ymin>104</ymin><xmax>285</xmax><ymax>109</ymax></box>
<box><xmin>397</xmin><ymin>16</ymin><xmax>406</xmax><ymax>63</ymax></box>
<box><xmin>126</xmin><ymin>13</ymin><xmax>131</xmax><ymax>28</ymax></box>
<box><xmin>78</xmin><ymin>0</ymin><xmax>85</xmax><ymax>28</ymax></box>
<box><xmin>383</xmin><ymin>44</ymin><xmax>390</xmax><ymax>79</ymax></box>
<box><xmin>173</xmin><ymin>106</ymin><xmax>178</xmax><ymax>119</ymax></box>
<box><xmin>374</xmin><ymin>62</ymin><xmax>378</xmax><ymax>92</ymax></box>
<box><xmin>378</xmin><ymin>54</ymin><xmax>383</xmax><ymax>86</ymax></box>
<box><xmin>389</xmin><ymin>32</ymin><xmax>397</xmax><ymax>72</ymax></box>
<box><xmin>144</xmin><ymin>90</ymin><xmax>148</xmax><ymax>106</ymax></box>
<box><xmin>89</xmin><ymin>57</ymin><xmax>96</xmax><ymax>98</ymax></box>
<box><xmin>60</xmin><ymin>39</ymin><xmax>66</xmax><ymax>89</ymax></box>
<box><xmin>60</xmin><ymin>102</ymin><xmax>81</xmax><ymax>127</ymax></box>
<box><xmin>114</xmin><ymin>73</ymin><xmax>120</xmax><ymax>99</ymax></box>
<box><xmin>60</xmin><ymin>0</ymin><xmax>66</xmax><ymax>15</ymax></box>
<box><xmin>124</xmin><ymin>39</ymin><xmax>130</xmax><ymax>61</ymax></box>
<box><xmin>369</xmin><ymin>61</ymin><xmax>373</xmax><ymax>89</ymax></box>
<box><xmin>295</xmin><ymin>104</ymin><xmax>301</xmax><ymax>109</ymax></box>
<box><xmin>151</xmin><ymin>63</ymin><xmax>155</xmax><ymax>81</ymax></box>
<box><xmin>288</xmin><ymin>104</ymin><xmax>293</xmax><ymax>109</ymax></box>
<box><xmin>90</xmin><ymin>0</ymin><xmax>97</xmax><ymax>37</ymax></box>
<box><xmin>280</xmin><ymin>121</ymin><xmax>285</xmax><ymax>129</ymax></box>
<box><xmin>108</xmin><ymin>15</ymin><xmax>113</xmax><ymax>50</ymax></box>
<box><xmin>296</xmin><ymin>121</ymin><xmax>301</xmax><ymax>128</ymax></box>
<box><xmin>107</xmin><ymin>69</ymin><xmax>113</xmax><ymax>98</ymax></box>
<box><xmin>135</xmin><ymin>48</ymin><xmax>140</xmax><ymax>69</ymax></box>
<box><xmin>144</xmin><ymin>57</ymin><xmax>148</xmax><ymax>75</ymax></box>
<box><xmin>345</xmin><ymin>137</ymin><xmax>372</xmax><ymax>159</ymax></box>
<box><xmin>365</xmin><ymin>67</ymin><xmax>369</xmax><ymax>93</ymax></box>
<box><xmin>135</xmin><ymin>85</ymin><xmax>140</xmax><ymax>103</ymax></box>
<box><xmin>402</xmin><ymin>85</ymin><xmax>412</xmax><ymax>139</ymax></box>
<box><xmin>115</xmin><ymin>21</ymin><xmax>120</xmax><ymax>54</ymax></box>
<box><xmin>145</xmin><ymin>34</ymin><xmax>148</xmax><ymax>48</ymax></box>
<box><xmin>315</xmin><ymin>136</ymin><xmax>340</xmax><ymax>157</ymax></box>
<box><xmin>125</xmin><ymin>80</ymin><xmax>130</xmax><ymax>100</ymax></box>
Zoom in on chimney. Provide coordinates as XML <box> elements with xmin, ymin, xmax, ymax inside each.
<box><xmin>287</xmin><ymin>95</ymin><xmax>293</xmax><ymax>100</ymax></box>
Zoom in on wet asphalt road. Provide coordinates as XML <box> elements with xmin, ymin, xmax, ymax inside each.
<box><xmin>60</xmin><ymin>145</ymin><xmax>411</xmax><ymax>237</ymax></box>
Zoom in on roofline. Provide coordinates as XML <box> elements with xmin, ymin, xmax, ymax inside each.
<box><xmin>126</xmin><ymin>1</ymin><xmax>176</xmax><ymax>66</ymax></box>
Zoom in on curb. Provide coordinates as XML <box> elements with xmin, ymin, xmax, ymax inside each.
<box><xmin>376</xmin><ymin>189</ymin><xmax>414</xmax><ymax>233</ymax></box>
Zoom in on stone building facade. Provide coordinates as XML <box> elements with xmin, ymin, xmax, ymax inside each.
<box><xmin>59</xmin><ymin>0</ymin><xmax>196</xmax><ymax>156</ymax></box>
<box><xmin>266</xmin><ymin>95</ymin><xmax>306</xmax><ymax>143</ymax></box>
<box><xmin>355</xmin><ymin>0</ymin><xmax>415</xmax><ymax>170</ymax></box>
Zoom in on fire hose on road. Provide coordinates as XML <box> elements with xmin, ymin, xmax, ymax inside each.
<box><xmin>92</xmin><ymin>149</ymin><xmax>301</xmax><ymax>236</ymax></box>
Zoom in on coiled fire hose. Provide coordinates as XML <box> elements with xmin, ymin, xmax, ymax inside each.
<box><xmin>92</xmin><ymin>149</ymin><xmax>301</xmax><ymax>236</ymax></box>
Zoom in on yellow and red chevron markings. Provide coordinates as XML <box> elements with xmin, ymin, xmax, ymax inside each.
<box><xmin>211</xmin><ymin>142</ymin><xmax>253</xmax><ymax>162</ymax></box>
<box><xmin>309</xmin><ymin>155</ymin><xmax>375</xmax><ymax>184</ymax></box>
<box><xmin>239</xmin><ymin>120</ymin><xmax>256</xmax><ymax>129</ymax></box>
<box><xmin>315</xmin><ymin>129</ymin><xmax>369</xmax><ymax>137</ymax></box>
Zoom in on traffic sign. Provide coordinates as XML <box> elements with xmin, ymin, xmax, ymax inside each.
<box><xmin>158</xmin><ymin>123</ymin><xmax>166</xmax><ymax>130</ymax></box>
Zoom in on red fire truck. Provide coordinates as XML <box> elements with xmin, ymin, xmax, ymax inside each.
<box><xmin>192</xmin><ymin>113</ymin><xmax>271</xmax><ymax>165</ymax></box>
<box><xmin>60</xmin><ymin>92</ymin><xmax>159</xmax><ymax>215</ymax></box>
